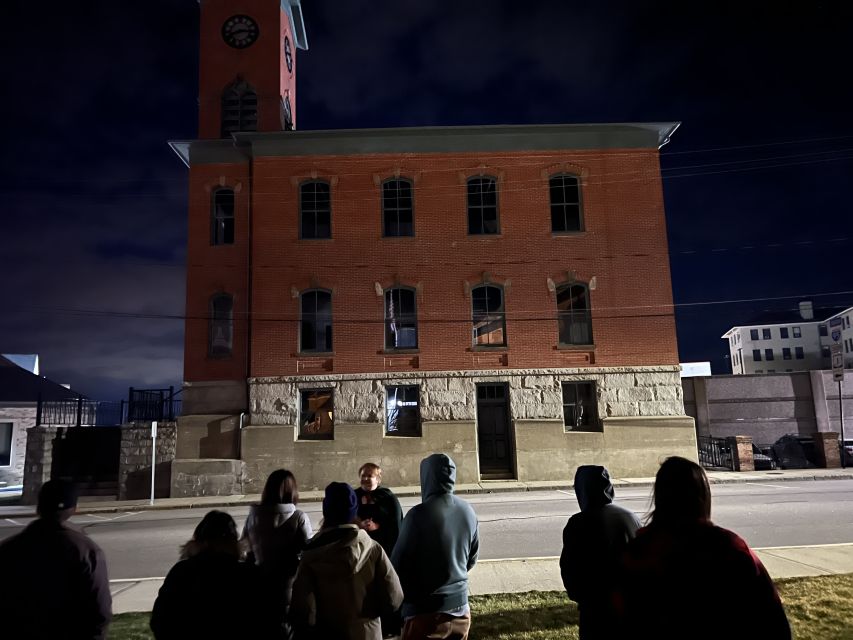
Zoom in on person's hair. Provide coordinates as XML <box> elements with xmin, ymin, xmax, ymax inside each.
<box><xmin>648</xmin><ymin>456</ymin><xmax>712</xmax><ymax>527</ymax></box>
<box><xmin>180</xmin><ymin>510</ymin><xmax>240</xmax><ymax>559</ymax></box>
<box><xmin>358</xmin><ymin>462</ymin><xmax>382</xmax><ymax>477</ymax></box>
<box><xmin>260</xmin><ymin>469</ymin><xmax>299</xmax><ymax>506</ymax></box>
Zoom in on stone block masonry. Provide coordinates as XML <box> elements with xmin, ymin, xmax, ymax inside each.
<box><xmin>118</xmin><ymin>424</ymin><xmax>177</xmax><ymax>500</ymax></box>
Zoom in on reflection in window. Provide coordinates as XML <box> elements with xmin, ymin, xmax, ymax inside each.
<box><xmin>299</xmin><ymin>389</ymin><xmax>334</xmax><ymax>440</ymax></box>
<box><xmin>385</xmin><ymin>385</ymin><xmax>421</xmax><ymax>437</ymax></box>
<box><xmin>382</xmin><ymin>179</ymin><xmax>414</xmax><ymax>237</ymax></box>
<box><xmin>300</xmin><ymin>290</ymin><xmax>332</xmax><ymax>353</ymax></box>
<box><xmin>557</xmin><ymin>283</ymin><xmax>592</xmax><ymax>345</ymax></box>
<box><xmin>562</xmin><ymin>382</ymin><xmax>599</xmax><ymax>431</ymax></box>
<box><xmin>211</xmin><ymin>188</ymin><xmax>235</xmax><ymax>245</ymax></box>
<box><xmin>549</xmin><ymin>174</ymin><xmax>582</xmax><ymax>232</ymax></box>
<box><xmin>300</xmin><ymin>181</ymin><xmax>331</xmax><ymax>239</ymax></box>
<box><xmin>385</xmin><ymin>288</ymin><xmax>417</xmax><ymax>349</ymax></box>
<box><xmin>472</xmin><ymin>285</ymin><xmax>505</xmax><ymax>346</ymax></box>
<box><xmin>467</xmin><ymin>177</ymin><xmax>499</xmax><ymax>235</ymax></box>
<box><xmin>209</xmin><ymin>294</ymin><xmax>233</xmax><ymax>357</ymax></box>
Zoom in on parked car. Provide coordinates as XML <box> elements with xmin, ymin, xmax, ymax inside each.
<box><xmin>751</xmin><ymin>444</ymin><xmax>777</xmax><ymax>471</ymax></box>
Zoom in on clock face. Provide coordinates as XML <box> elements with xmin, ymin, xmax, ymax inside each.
<box><xmin>284</xmin><ymin>35</ymin><xmax>293</xmax><ymax>72</ymax></box>
<box><xmin>222</xmin><ymin>15</ymin><xmax>259</xmax><ymax>49</ymax></box>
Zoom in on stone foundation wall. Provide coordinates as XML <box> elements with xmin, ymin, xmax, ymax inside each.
<box><xmin>21</xmin><ymin>426</ymin><xmax>58</xmax><ymax>504</ymax></box>
<box><xmin>0</xmin><ymin>406</ymin><xmax>35</xmax><ymax>488</ymax></box>
<box><xmin>249</xmin><ymin>366</ymin><xmax>685</xmax><ymax>426</ymax></box>
<box><xmin>118</xmin><ymin>424</ymin><xmax>177</xmax><ymax>500</ymax></box>
<box><xmin>171</xmin><ymin>458</ymin><xmax>244</xmax><ymax>497</ymax></box>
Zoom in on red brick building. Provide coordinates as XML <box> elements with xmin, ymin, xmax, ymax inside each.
<box><xmin>171</xmin><ymin>0</ymin><xmax>696</xmax><ymax>495</ymax></box>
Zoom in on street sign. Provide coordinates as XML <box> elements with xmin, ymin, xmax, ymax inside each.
<box><xmin>830</xmin><ymin>317</ymin><xmax>844</xmax><ymax>344</ymax></box>
<box><xmin>831</xmin><ymin>343</ymin><xmax>844</xmax><ymax>382</ymax></box>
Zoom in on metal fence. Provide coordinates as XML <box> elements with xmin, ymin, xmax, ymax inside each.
<box><xmin>37</xmin><ymin>387</ymin><xmax>182</xmax><ymax>427</ymax></box>
<box><xmin>697</xmin><ymin>436</ymin><xmax>734</xmax><ymax>470</ymax></box>
<box><xmin>127</xmin><ymin>387</ymin><xmax>181</xmax><ymax>422</ymax></box>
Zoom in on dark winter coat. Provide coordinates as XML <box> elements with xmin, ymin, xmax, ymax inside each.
<box><xmin>150</xmin><ymin>544</ymin><xmax>279</xmax><ymax>640</ymax></box>
<box><xmin>560</xmin><ymin>465</ymin><xmax>640</xmax><ymax>640</ymax></box>
<box><xmin>0</xmin><ymin>518</ymin><xmax>112</xmax><ymax>640</ymax></box>
<box><xmin>290</xmin><ymin>524</ymin><xmax>403</xmax><ymax>640</ymax></box>
<box><xmin>354</xmin><ymin>485</ymin><xmax>403</xmax><ymax>556</ymax></box>
<box><xmin>391</xmin><ymin>453</ymin><xmax>479</xmax><ymax>618</ymax></box>
<box><xmin>621</xmin><ymin>521</ymin><xmax>791</xmax><ymax>640</ymax></box>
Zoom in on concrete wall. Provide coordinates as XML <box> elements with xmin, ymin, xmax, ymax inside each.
<box><xmin>241</xmin><ymin>421</ymin><xmax>479</xmax><ymax>492</ymax></box>
<box><xmin>515</xmin><ymin>416</ymin><xmax>697</xmax><ymax>480</ymax></box>
<box><xmin>176</xmin><ymin>414</ymin><xmax>241</xmax><ymax>459</ymax></box>
<box><xmin>0</xmin><ymin>406</ymin><xmax>35</xmax><ymax>487</ymax></box>
<box><xmin>171</xmin><ymin>459</ymin><xmax>244</xmax><ymax>497</ymax></box>
<box><xmin>181</xmin><ymin>380</ymin><xmax>247</xmax><ymax>415</ymax></box>
<box><xmin>118</xmin><ymin>425</ymin><xmax>177</xmax><ymax>500</ymax></box>
<box><xmin>683</xmin><ymin>370</ymin><xmax>853</xmax><ymax>444</ymax></box>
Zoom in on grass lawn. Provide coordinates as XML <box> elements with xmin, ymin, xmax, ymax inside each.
<box><xmin>108</xmin><ymin>573</ymin><xmax>853</xmax><ymax>639</ymax></box>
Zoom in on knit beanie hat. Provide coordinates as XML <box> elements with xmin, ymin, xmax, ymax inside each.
<box><xmin>323</xmin><ymin>482</ymin><xmax>358</xmax><ymax>526</ymax></box>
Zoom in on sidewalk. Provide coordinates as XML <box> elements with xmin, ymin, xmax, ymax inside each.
<box><xmin>3</xmin><ymin>468</ymin><xmax>853</xmax><ymax>518</ymax></box>
<box><xmin>110</xmin><ymin>543</ymin><xmax>853</xmax><ymax>614</ymax></box>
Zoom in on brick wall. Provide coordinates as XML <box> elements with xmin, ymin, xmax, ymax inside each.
<box><xmin>186</xmin><ymin>148</ymin><xmax>678</xmax><ymax>382</ymax></box>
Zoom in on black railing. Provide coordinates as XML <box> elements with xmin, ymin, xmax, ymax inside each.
<box><xmin>127</xmin><ymin>386</ymin><xmax>182</xmax><ymax>422</ymax></box>
<box><xmin>37</xmin><ymin>397</ymin><xmax>127</xmax><ymax>427</ymax></box>
<box><xmin>697</xmin><ymin>436</ymin><xmax>734</xmax><ymax>470</ymax></box>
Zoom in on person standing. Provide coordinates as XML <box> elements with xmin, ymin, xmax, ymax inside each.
<box><xmin>290</xmin><ymin>482</ymin><xmax>403</xmax><ymax>640</ymax></box>
<box><xmin>355</xmin><ymin>463</ymin><xmax>403</xmax><ymax>557</ymax></box>
<box><xmin>391</xmin><ymin>453</ymin><xmax>479</xmax><ymax>640</ymax></box>
<box><xmin>560</xmin><ymin>465</ymin><xmax>640</xmax><ymax>639</ymax></box>
<box><xmin>0</xmin><ymin>479</ymin><xmax>112</xmax><ymax>640</ymax></box>
<box><xmin>243</xmin><ymin>469</ymin><xmax>313</xmax><ymax>636</ymax></box>
<box><xmin>620</xmin><ymin>456</ymin><xmax>791</xmax><ymax>640</ymax></box>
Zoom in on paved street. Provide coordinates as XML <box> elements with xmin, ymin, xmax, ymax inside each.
<box><xmin>2</xmin><ymin>479</ymin><xmax>852</xmax><ymax>580</ymax></box>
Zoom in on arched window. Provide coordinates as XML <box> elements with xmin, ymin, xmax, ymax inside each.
<box><xmin>299</xmin><ymin>181</ymin><xmax>331</xmax><ymax>239</ymax></box>
<box><xmin>549</xmin><ymin>174</ymin><xmax>583</xmax><ymax>232</ymax></box>
<box><xmin>556</xmin><ymin>283</ymin><xmax>592</xmax><ymax>345</ymax></box>
<box><xmin>211</xmin><ymin>188</ymin><xmax>235</xmax><ymax>245</ymax></box>
<box><xmin>472</xmin><ymin>285</ymin><xmax>505</xmax><ymax>346</ymax></box>
<box><xmin>209</xmin><ymin>293</ymin><xmax>234</xmax><ymax>357</ymax></box>
<box><xmin>300</xmin><ymin>290</ymin><xmax>332</xmax><ymax>353</ymax></box>
<box><xmin>385</xmin><ymin>287</ymin><xmax>417</xmax><ymax>349</ymax></box>
<box><xmin>382</xmin><ymin>178</ymin><xmax>414</xmax><ymax>237</ymax></box>
<box><xmin>467</xmin><ymin>176</ymin><xmax>499</xmax><ymax>235</ymax></box>
<box><xmin>221</xmin><ymin>80</ymin><xmax>258</xmax><ymax>137</ymax></box>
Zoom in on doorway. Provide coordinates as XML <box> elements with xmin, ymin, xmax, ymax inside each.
<box><xmin>476</xmin><ymin>383</ymin><xmax>514</xmax><ymax>479</ymax></box>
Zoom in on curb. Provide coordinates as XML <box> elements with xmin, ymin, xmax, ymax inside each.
<box><xmin>2</xmin><ymin>470</ymin><xmax>852</xmax><ymax>518</ymax></box>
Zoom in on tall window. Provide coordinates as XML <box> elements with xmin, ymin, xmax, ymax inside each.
<box><xmin>221</xmin><ymin>80</ymin><xmax>258</xmax><ymax>137</ymax></box>
<box><xmin>780</xmin><ymin>327</ymin><xmax>789</xmax><ymax>339</ymax></box>
<box><xmin>557</xmin><ymin>283</ymin><xmax>592</xmax><ymax>345</ymax></box>
<box><xmin>750</xmin><ymin>329</ymin><xmax>759</xmax><ymax>340</ymax></box>
<box><xmin>385</xmin><ymin>287</ymin><xmax>417</xmax><ymax>349</ymax></box>
<box><xmin>299</xmin><ymin>181</ymin><xmax>331</xmax><ymax>239</ymax></box>
<box><xmin>385</xmin><ymin>385</ymin><xmax>421</xmax><ymax>437</ymax></box>
<box><xmin>753</xmin><ymin>349</ymin><xmax>762</xmax><ymax>361</ymax></box>
<box><xmin>472</xmin><ymin>285</ymin><xmax>505</xmax><ymax>346</ymax></box>
<box><xmin>299</xmin><ymin>389</ymin><xmax>334</xmax><ymax>440</ymax></box>
<box><xmin>550</xmin><ymin>174</ymin><xmax>582</xmax><ymax>232</ymax></box>
<box><xmin>0</xmin><ymin>422</ymin><xmax>12</xmax><ymax>466</ymax></box>
<box><xmin>211</xmin><ymin>188</ymin><xmax>235</xmax><ymax>245</ymax></box>
<box><xmin>300</xmin><ymin>290</ymin><xmax>332</xmax><ymax>353</ymax></box>
<box><xmin>562</xmin><ymin>382</ymin><xmax>599</xmax><ymax>431</ymax></box>
<box><xmin>467</xmin><ymin>177</ymin><xmax>499</xmax><ymax>235</ymax></box>
<box><xmin>209</xmin><ymin>293</ymin><xmax>234</xmax><ymax>357</ymax></box>
<box><xmin>763</xmin><ymin>329</ymin><xmax>772</xmax><ymax>339</ymax></box>
<box><xmin>795</xmin><ymin>346</ymin><xmax>805</xmax><ymax>359</ymax></box>
<box><xmin>382</xmin><ymin>179</ymin><xmax>414</xmax><ymax>237</ymax></box>
<box><xmin>793</xmin><ymin>326</ymin><xmax>802</xmax><ymax>338</ymax></box>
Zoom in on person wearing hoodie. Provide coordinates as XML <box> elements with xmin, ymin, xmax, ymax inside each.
<box><xmin>559</xmin><ymin>465</ymin><xmax>640</xmax><ymax>640</ymax></box>
<box><xmin>243</xmin><ymin>469</ymin><xmax>313</xmax><ymax>636</ymax></box>
<box><xmin>620</xmin><ymin>457</ymin><xmax>791</xmax><ymax>640</ymax></box>
<box><xmin>150</xmin><ymin>510</ymin><xmax>278</xmax><ymax>640</ymax></box>
<box><xmin>391</xmin><ymin>453</ymin><xmax>480</xmax><ymax>640</ymax></box>
<box><xmin>290</xmin><ymin>482</ymin><xmax>403</xmax><ymax>640</ymax></box>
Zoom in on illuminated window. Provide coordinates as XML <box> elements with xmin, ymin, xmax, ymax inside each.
<box><xmin>561</xmin><ymin>382</ymin><xmax>599</xmax><ymax>431</ymax></box>
<box><xmin>299</xmin><ymin>389</ymin><xmax>334</xmax><ymax>440</ymax></box>
<box><xmin>385</xmin><ymin>385</ymin><xmax>421</xmax><ymax>437</ymax></box>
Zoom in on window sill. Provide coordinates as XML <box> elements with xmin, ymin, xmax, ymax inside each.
<box><xmin>551</xmin><ymin>231</ymin><xmax>586</xmax><ymax>237</ymax></box>
<box><xmin>469</xmin><ymin>346</ymin><xmax>508</xmax><ymax>352</ymax></box>
<box><xmin>380</xmin><ymin>348</ymin><xmax>420</xmax><ymax>355</ymax></box>
<box><xmin>555</xmin><ymin>344</ymin><xmax>595</xmax><ymax>351</ymax></box>
<box><xmin>380</xmin><ymin>235</ymin><xmax>416</xmax><ymax>240</ymax></box>
<box><xmin>296</xmin><ymin>435</ymin><xmax>334</xmax><ymax>442</ymax></box>
<box><xmin>297</xmin><ymin>237</ymin><xmax>334</xmax><ymax>242</ymax></box>
<box><xmin>467</xmin><ymin>234</ymin><xmax>503</xmax><ymax>239</ymax></box>
<box><xmin>563</xmin><ymin>425</ymin><xmax>603</xmax><ymax>434</ymax></box>
<box><xmin>293</xmin><ymin>352</ymin><xmax>334</xmax><ymax>358</ymax></box>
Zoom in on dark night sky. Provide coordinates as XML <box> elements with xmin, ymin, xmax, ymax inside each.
<box><xmin>1</xmin><ymin>1</ymin><xmax>852</xmax><ymax>399</ymax></box>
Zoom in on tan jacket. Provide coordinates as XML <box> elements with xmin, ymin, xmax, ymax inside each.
<box><xmin>291</xmin><ymin>524</ymin><xmax>403</xmax><ymax>640</ymax></box>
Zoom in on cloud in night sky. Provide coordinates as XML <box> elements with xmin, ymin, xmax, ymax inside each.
<box><xmin>1</xmin><ymin>0</ymin><xmax>852</xmax><ymax>398</ymax></box>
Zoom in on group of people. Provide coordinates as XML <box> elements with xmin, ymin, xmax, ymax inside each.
<box><xmin>0</xmin><ymin>454</ymin><xmax>791</xmax><ymax>640</ymax></box>
<box><xmin>150</xmin><ymin>452</ymin><xmax>478</xmax><ymax>640</ymax></box>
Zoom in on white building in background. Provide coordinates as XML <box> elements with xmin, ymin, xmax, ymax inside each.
<box><xmin>722</xmin><ymin>301</ymin><xmax>853</xmax><ymax>375</ymax></box>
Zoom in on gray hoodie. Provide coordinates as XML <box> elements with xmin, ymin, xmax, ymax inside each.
<box><xmin>391</xmin><ymin>453</ymin><xmax>480</xmax><ymax>618</ymax></box>
<box><xmin>291</xmin><ymin>524</ymin><xmax>402</xmax><ymax>640</ymax></box>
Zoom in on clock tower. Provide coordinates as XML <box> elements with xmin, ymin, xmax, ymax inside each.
<box><xmin>198</xmin><ymin>0</ymin><xmax>308</xmax><ymax>139</ymax></box>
